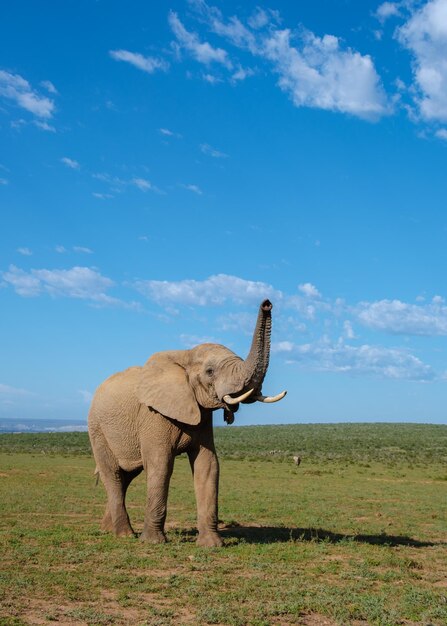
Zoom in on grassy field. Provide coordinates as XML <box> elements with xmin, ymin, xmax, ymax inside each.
<box><xmin>0</xmin><ymin>423</ymin><xmax>446</xmax><ymax>626</ymax></box>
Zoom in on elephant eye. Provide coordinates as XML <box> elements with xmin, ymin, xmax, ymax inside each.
<box><xmin>206</xmin><ymin>367</ymin><xmax>214</xmax><ymax>377</ymax></box>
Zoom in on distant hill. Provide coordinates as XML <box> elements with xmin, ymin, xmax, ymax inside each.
<box><xmin>0</xmin><ymin>418</ymin><xmax>88</xmax><ymax>433</ymax></box>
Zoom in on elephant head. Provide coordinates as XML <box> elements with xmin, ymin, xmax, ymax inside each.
<box><xmin>136</xmin><ymin>299</ymin><xmax>286</xmax><ymax>425</ymax></box>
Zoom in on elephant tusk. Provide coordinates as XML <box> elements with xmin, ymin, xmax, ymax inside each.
<box><xmin>223</xmin><ymin>388</ymin><xmax>254</xmax><ymax>404</ymax></box>
<box><xmin>254</xmin><ymin>390</ymin><xmax>287</xmax><ymax>403</ymax></box>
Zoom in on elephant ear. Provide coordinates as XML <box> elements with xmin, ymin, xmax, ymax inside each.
<box><xmin>136</xmin><ymin>351</ymin><xmax>201</xmax><ymax>426</ymax></box>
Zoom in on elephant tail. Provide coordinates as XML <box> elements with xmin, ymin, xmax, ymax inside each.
<box><xmin>94</xmin><ymin>466</ymin><xmax>100</xmax><ymax>487</ymax></box>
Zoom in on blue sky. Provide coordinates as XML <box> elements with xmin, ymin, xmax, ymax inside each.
<box><xmin>1</xmin><ymin>0</ymin><xmax>447</xmax><ymax>425</ymax></box>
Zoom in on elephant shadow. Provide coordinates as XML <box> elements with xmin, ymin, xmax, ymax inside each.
<box><xmin>175</xmin><ymin>524</ymin><xmax>442</xmax><ymax>548</ymax></box>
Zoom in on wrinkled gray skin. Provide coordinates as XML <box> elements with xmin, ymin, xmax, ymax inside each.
<box><xmin>88</xmin><ymin>299</ymin><xmax>273</xmax><ymax>547</ymax></box>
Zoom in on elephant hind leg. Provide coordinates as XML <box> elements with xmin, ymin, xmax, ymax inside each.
<box><xmin>91</xmin><ymin>430</ymin><xmax>140</xmax><ymax>537</ymax></box>
<box><xmin>100</xmin><ymin>467</ymin><xmax>142</xmax><ymax>534</ymax></box>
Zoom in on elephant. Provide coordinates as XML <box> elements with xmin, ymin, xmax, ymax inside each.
<box><xmin>88</xmin><ymin>299</ymin><xmax>286</xmax><ymax>547</ymax></box>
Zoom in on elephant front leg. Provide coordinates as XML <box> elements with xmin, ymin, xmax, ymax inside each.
<box><xmin>140</xmin><ymin>455</ymin><xmax>174</xmax><ymax>543</ymax></box>
<box><xmin>188</xmin><ymin>446</ymin><xmax>223</xmax><ymax>547</ymax></box>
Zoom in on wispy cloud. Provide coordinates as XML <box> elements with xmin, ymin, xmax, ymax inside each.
<box><xmin>131</xmin><ymin>177</ymin><xmax>152</xmax><ymax>191</ymax></box>
<box><xmin>181</xmin><ymin>183</ymin><xmax>203</xmax><ymax>195</ymax></box>
<box><xmin>61</xmin><ymin>157</ymin><xmax>80</xmax><ymax>169</ymax></box>
<box><xmin>109</xmin><ymin>49</ymin><xmax>169</xmax><ymax>73</ymax></box>
<box><xmin>93</xmin><ymin>172</ymin><xmax>161</xmax><ymax>195</ymax></box>
<box><xmin>200</xmin><ymin>143</ymin><xmax>228</xmax><ymax>158</ymax></box>
<box><xmin>40</xmin><ymin>80</ymin><xmax>58</xmax><ymax>94</ymax></box>
<box><xmin>78</xmin><ymin>389</ymin><xmax>93</xmax><ymax>403</ymax></box>
<box><xmin>231</xmin><ymin>65</ymin><xmax>255</xmax><ymax>82</ymax></box>
<box><xmin>159</xmin><ymin>127</ymin><xmax>182</xmax><ymax>138</ymax></box>
<box><xmin>274</xmin><ymin>337</ymin><xmax>434</xmax><ymax>381</ymax></box>
<box><xmin>73</xmin><ymin>246</ymin><xmax>93</xmax><ymax>254</ymax></box>
<box><xmin>34</xmin><ymin>120</ymin><xmax>56</xmax><ymax>132</ymax></box>
<box><xmin>17</xmin><ymin>247</ymin><xmax>32</xmax><ymax>256</ymax></box>
<box><xmin>0</xmin><ymin>383</ymin><xmax>33</xmax><ymax>396</ymax></box>
<box><xmin>92</xmin><ymin>192</ymin><xmax>113</xmax><ymax>200</ymax></box>
<box><xmin>168</xmin><ymin>10</ymin><xmax>232</xmax><ymax>68</ymax></box>
<box><xmin>247</xmin><ymin>7</ymin><xmax>281</xmax><ymax>30</ymax></box>
<box><xmin>0</xmin><ymin>178</ymin><xmax>8</xmax><ymax>185</ymax></box>
<box><xmin>202</xmin><ymin>73</ymin><xmax>223</xmax><ymax>84</ymax></box>
<box><xmin>0</xmin><ymin>70</ymin><xmax>55</xmax><ymax>118</ymax></box>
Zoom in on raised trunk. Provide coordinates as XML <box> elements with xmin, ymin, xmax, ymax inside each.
<box><xmin>242</xmin><ymin>299</ymin><xmax>272</xmax><ymax>392</ymax></box>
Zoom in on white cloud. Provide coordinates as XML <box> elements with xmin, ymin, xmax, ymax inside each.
<box><xmin>73</xmin><ymin>246</ymin><xmax>93</xmax><ymax>254</ymax></box>
<box><xmin>274</xmin><ymin>337</ymin><xmax>434</xmax><ymax>381</ymax></box>
<box><xmin>218</xmin><ymin>311</ymin><xmax>259</xmax><ymax>334</ymax></box>
<box><xmin>168</xmin><ymin>10</ymin><xmax>232</xmax><ymax>68</ymax></box>
<box><xmin>200</xmin><ymin>143</ymin><xmax>228</xmax><ymax>158</ymax></box>
<box><xmin>0</xmin><ymin>383</ymin><xmax>33</xmax><ymax>396</ymax></box>
<box><xmin>187</xmin><ymin>1</ymin><xmax>388</xmax><ymax>120</ymax></box>
<box><xmin>78</xmin><ymin>389</ymin><xmax>93</xmax><ymax>403</ymax></box>
<box><xmin>134</xmin><ymin>273</ymin><xmax>282</xmax><ymax>307</ymax></box>
<box><xmin>298</xmin><ymin>282</ymin><xmax>321</xmax><ymax>298</ymax></box>
<box><xmin>343</xmin><ymin>320</ymin><xmax>356</xmax><ymax>339</ymax></box>
<box><xmin>92</xmin><ymin>192</ymin><xmax>113</xmax><ymax>200</ymax></box>
<box><xmin>286</xmin><ymin>284</ymin><xmax>328</xmax><ymax>320</ymax></box>
<box><xmin>40</xmin><ymin>80</ymin><xmax>58</xmax><ymax>94</ymax></box>
<box><xmin>17</xmin><ymin>247</ymin><xmax>32</xmax><ymax>256</ymax></box>
<box><xmin>180</xmin><ymin>333</ymin><xmax>218</xmax><ymax>347</ymax></box>
<box><xmin>131</xmin><ymin>177</ymin><xmax>152</xmax><ymax>191</ymax></box>
<box><xmin>92</xmin><ymin>172</ymin><xmax>126</xmax><ymax>187</ymax></box>
<box><xmin>34</xmin><ymin>120</ymin><xmax>56</xmax><ymax>132</ymax></box>
<box><xmin>435</xmin><ymin>127</ymin><xmax>447</xmax><ymax>139</ymax></box>
<box><xmin>93</xmin><ymin>172</ymin><xmax>161</xmax><ymax>195</ymax></box>
<box><xmin>189</xmin><ymin>0</ymin><xmax>257</xmax><ymax>50</ymax></box>
<box><xmin>261</xmin><ymin>29</ymin><xmax>389</xmax><ymax>120</ymax></box>
<box><xmin>109</xmin><ymin>49</ymin><xmax>169</xmax><ymax>73</ymax></box>
<box><xmin>181</xmin><ymin>183</ymin><xmax>203</xmax><ymax>195</ymax></box>
<box><xmin>397</xmin><ymin>0</ymin><xmax>447</xmax><ymax>122</ymax></box>
<box><xmin>0</xmin><ymin>70</ymin><xmax>55</xmax><ymax>118</ymax></box>
<box><xmin>202</xmin><ymin>73</ymin><xmax>223</xmax><ymax>84</ymax></box>
<box><xmin>355</xmin><ymin>298</ymin><xmax>447</xmax><ymax>335</ymax></box>
<box><xmin>248</xmin><ymin>8</ymin><xmax>276</xmax><ymax>30</ymax></box>
<box><xmin>376</xmin><ymin>2</ymin><xmax>401</xmax><ymax>22</ymax></box>
<box><xmin>231</xmin><ymin>65</ymin><xmax>255</xmax><ymax>82</ymax></box>
<box><xmin>1</xmin><ymin>265</ymin><xmax>119</xmax><ymax>305</ymax></box>
<box><xmin>55</xmin><ymin>245</ymin><xmax>66</xmax><ymax>253</ymax></box>
<box><xmin>159</xmin><ymin>127</ymin><xmax>182</xmax><ymax>138</ymax></box>
<box><xmin>61</xmin><ymin>157</ymin><xmax>80</xmax><ymax>170</ymax></box>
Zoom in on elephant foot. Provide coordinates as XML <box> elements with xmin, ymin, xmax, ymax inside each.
<box><xmin>140</xmin><ymin>529</ymin><xmax>167</xmax><ymax>544</ymax></box>
<box><xmin>196</xmin><ymin>532</ymin><xmax>223</xmax><ymax>548</ymax></box>
<box><xmin>101</xmin><ymin>514</ymin><xmax>135</xmax><ymax>537</ymax></box>
<box><xmin>115</xmin><ymin>526</ymin><xmax>136</xmax><ymax>538</ymax></box>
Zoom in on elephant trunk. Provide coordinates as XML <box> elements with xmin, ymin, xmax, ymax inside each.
<box><xmin>242</xmin><ymin>299</ymin><xmax>272</xmax><ymax>392</ymax></box>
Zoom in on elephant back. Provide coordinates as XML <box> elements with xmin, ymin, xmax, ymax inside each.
<box><xmin>88</xmin><ymin>366</ymin><xmax>142</xmax><ymax>433</ymax></box>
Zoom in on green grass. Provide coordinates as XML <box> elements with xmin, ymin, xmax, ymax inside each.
<box><xmin>0</xmin><ymin>424</ymin><xmax>446</xmax><ymax>625</ymax></box>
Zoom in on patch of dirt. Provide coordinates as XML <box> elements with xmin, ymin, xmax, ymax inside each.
<box><xmin>274</xmin><ymin>615</ymin><xmax>340</xmax><ymax>626</ymax></box>
<box><xmin>11</xmin><ymin>592</ymin><xmax>198</xmax><ymax>626</ymax></box>
<box><xmin>127</xmin><ymin>567</ymin><xmax>188</xmax><ymax>578</ymax></box>
<box><xmin>297</xmin><ymin>616</ymin><xmax>338</xmax><ymax>626</ymax></box>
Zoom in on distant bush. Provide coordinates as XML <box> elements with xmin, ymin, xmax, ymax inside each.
<box><xmin>1</xmin><ymin>423</ymin><xmax>446</xmax><ymax>465</ymax></box>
